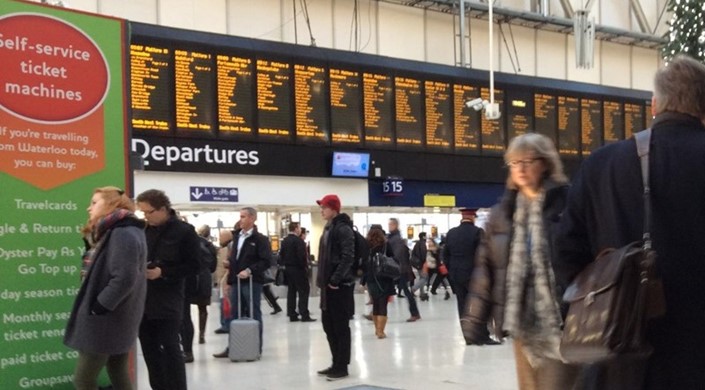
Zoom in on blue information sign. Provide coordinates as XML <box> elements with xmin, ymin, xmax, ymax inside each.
<box><xmin>190</xmin><ymin>186</ymin><xmax>239</xmax><ymax>202</ymax></box>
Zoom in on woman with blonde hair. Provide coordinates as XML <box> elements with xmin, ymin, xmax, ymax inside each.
<box><xmin>64</xmin><ymin>187</ymin><xmax>147</xmax><ymax>390</ymax></box>
<box><xmin>461</xmin><ymin>133</ymin><xmax>580</xmax><ymax>390</ymax></box>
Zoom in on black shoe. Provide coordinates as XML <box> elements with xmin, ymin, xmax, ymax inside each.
<box><xmin>198</xmin><ymin>335</ymin><xmax>205</xmax><ymax>344</ymax></box>
<box><xmin>396</xmin><ymin>293</ymin><xmax>404</xmax><ymax>298</ymax></box>
<box><xmin>420</xmin><ymin>294</ymin><xmax>429</xmax><ymax>301</ymax></box>
<box><xmin>430</xmin><ymin>290</ymin><xmax>437</xmax><ymax>295</ymax></box>
<box><xmin>213</xmin><ymin>349</ymin><xmax>229</xmax><ymax>358</ymax></box>
<box><xmin>290</xmin><ymin>316</ymin><xmax>300</xmax><ymax>322</ymax></box>
<box><xmin>483</xmin><ymin>338</ymin><xmax>502</xmax><ymax>345</ymax></box>
<box><xmin>214</xmin><ymin>327</ymin><xmax>228</xmax><ymax>334</ymax></box>
<box><xmin>183</xmin><ymin>351</ymin><xmax>194</xmax><ymax>363</ymax></box>
<box><xmin>271</xmin><ymin>307</ymin><xmax>282</xmax><ymax>315</ymax></box>
<box><xmin>301</xmin><ymin>317</ymin><xmax>317</xmax><ymax>322</ymax></box>
<box><xmin>317</xmin><ymin>366</ymin><xmax>334</xmax><ymax>376</ymax></box>
<box><xmin>326</xmin><ymin>368</ymin><xmax>349</xmax><ymax>381</ymax></box>
<box><xmin>444</xmin><ymin>291</ymin><xmax>451</xmax><ymax>300</ymax></box>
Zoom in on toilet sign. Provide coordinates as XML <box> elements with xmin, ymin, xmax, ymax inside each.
<box><xmin>190</xmin><ymin>186</ymin><xmax>239</xmax><ymax>202</ymax></box>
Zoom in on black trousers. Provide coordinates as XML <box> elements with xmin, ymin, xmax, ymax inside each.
<box><xmin>139</xmin><ymin>318</ymin><xmax>186</xmax><ymax>390</ymax></box>
<box><xmin>180</xmin><ymin>299</ymin><xmax>194</xmax><ymax>353</ymax></box>
<box><xmin>321</xmin><ymin>285</ymin><xmax>353</xmax><ymax>369</ymax></box>
<box><xmin>285</xmin><ymin>266</ymin><xmax>311</xmax><ymax>318</ymax></box>
<box><xmin>449</xmin><ymin>275</ymin><xmax>470</xmax><ymax>318</ymax></box>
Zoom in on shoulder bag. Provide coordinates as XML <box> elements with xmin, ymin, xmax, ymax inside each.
<box><xmin>373</xmin><ymin>244</ymin><xmax>401</xmax><ymax>281</ymax></box>
<box><xmin>560</xmin><ymin>129</ymin><xmax>666</xmax><ymax>364</ymax></box>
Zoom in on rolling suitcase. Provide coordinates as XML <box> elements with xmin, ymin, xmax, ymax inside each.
<box><xmin>228</xmin><ymin>277</ymin><xmax>261</xmax><ymax>362</ymax></box>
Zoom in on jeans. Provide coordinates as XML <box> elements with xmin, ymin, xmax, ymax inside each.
<box><xmin>139</xmin><ymin>318</ymin><xmax>186</xmax><ymax>390</ymax></box>
<box><xmin>229</xmin><ymin>278</ymin><xmax>263</xmax><ymax>353</ymax></box>
<box><xmin>398</xmin><ymin>274</ymin><xmax>419</xmax><ymax>317</ymax></box>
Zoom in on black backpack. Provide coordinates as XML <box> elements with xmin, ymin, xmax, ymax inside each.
<box><xmin>198</xmin><ymin>237</ymin><xmax>218</xmax><ymax>273</ymax></box>
<box><xmin>350</xmin><ymin>226</ymin><xmax>369</xmax><ymax>278</ymax></box>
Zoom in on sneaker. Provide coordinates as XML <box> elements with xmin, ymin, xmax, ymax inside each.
<box><xmin>317</xmin><ymin>366</ymin><xmax>334</xmax><ymax>376</ymax></box>
<box><xmin>326</xmin><ymin>368</ymin><xmax>349</xmax><ymax>381</ymax></box>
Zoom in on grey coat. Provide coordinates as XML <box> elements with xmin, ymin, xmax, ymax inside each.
<box><xmin>64</xmin><ymin>224</ymin><xmax>147</xmax><ymax>355</ymax></box>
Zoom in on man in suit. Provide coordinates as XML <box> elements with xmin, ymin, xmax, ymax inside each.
<box><xmin>281</xmin><ymin>222</ymin><xmax>315</xmax><ymax>322</ymax></box>
<box><xmin>213</xmin><ymin>207</ymin><xmax>272</xmax><ymax>358</ymax></box>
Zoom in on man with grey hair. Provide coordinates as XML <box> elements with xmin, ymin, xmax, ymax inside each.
<box><xmin>556</xmin><ymin>54</ymin><xmax>705</xmax><ymax>388</ymax></box>
<box><xmin>213</xmin><ymin>207</ymin><xmax>272</xmax><ymax>358</ymax></box>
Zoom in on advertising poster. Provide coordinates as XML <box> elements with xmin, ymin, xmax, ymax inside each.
<box><xmin>0</xmin><ymin>1</ymin><xmax>126</xmax><ymax>388</ymax></box>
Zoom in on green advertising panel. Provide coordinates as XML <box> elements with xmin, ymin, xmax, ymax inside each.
<box><xmin>0</xmin><ymin>1</ymin><xmax>127</xmax><ymax>388</ymax></box>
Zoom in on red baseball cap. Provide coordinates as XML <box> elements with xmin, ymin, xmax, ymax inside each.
<box><xmin>316</xmin><ymin>194</ymin><xmax>341</xmax><ymax>212</ymax></box>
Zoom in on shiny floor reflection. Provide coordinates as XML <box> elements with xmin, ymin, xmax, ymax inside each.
<box><xmin>136</xmin><ymin>290</ymin><xmax>518</xmax><ymax>389</ymax></box>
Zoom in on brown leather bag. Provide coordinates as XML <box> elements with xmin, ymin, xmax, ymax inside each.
<box><xmin>560</xmin><ymin>129</ymin><xmax>666</xmax><ymax>364</ymax></box>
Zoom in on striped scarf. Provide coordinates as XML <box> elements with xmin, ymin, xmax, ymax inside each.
<box><xmin>503</xmin><ymin>191</ymin><xmax>563</xmax><ymax>367</ymax></box>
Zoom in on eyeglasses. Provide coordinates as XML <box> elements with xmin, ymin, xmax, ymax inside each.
<box><xmin>506</xmin><ymin>158</ymin><xmax>542</xmax><ymax>169</ymax></box>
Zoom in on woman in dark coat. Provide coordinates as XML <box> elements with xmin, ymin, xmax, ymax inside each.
<box><xmin>364</xmin><ymin>226</ymin><xmax>396</xmax><ymax>339</ymax></box>
<box><xmin>64</xmin><ymin>187</ymin><xmax>147</xmax><ymax>390</ymax></box>
<box><xmin>461</xmin><ymin>133</ymin><xmax>580</xmax><ymax>390</ymax></box>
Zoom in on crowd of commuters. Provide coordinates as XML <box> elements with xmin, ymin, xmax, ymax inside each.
<box><xmin>62</xmin><ymin>55</ymin><xmax>705</xmax><ymax>389</ymax></box>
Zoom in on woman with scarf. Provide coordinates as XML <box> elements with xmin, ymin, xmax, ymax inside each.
<box><xmin>64</xmin><ymin>187</ymin><xmax>147</xmax><ymax>390</ymax></box>
<box><xmin>364</xmin><ymin>226</ymin><xmax>396</xmax><ymax>339</ymax></box>
<box><xmin>461</xmin><ymin>133</ymin><xmax>580</xmax><ymax>390</ymax></box>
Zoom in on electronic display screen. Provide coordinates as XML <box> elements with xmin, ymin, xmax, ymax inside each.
<box><xmin>453</xmin><ymin>84</ymin><xmax>481</xmax><ymax>154</ymax></box>
<box><xmin>217</xmin><ymin>54</ymin><xmax>254</xmax><ymax>138</ymax></box>
<box><xmin>557</xmin><ymin>96</ymin><xmax>580</xmax><ymax>156</ymax></box>
<box><xmin>603</xmin><ymin>100</ymin><xmax>624</xmax><ymax>144</ymax></box>
<box><xmin>425</xmin><ymin>81</ymin><xmax>452</xmax><ymax>152</ymax></box>
<box><xmin>175</xmin><ymin>49</ymin><xmax>215</xmax><ymax>133</ymax></box>
<box><xmin>330</xmin><ymin>68</ymin><xmax>363</xmax><ymax>144</ymax></box>
<box><xmin>331</xmin><ymin>151</ymin><xmax>370</xmax><ymax>177</ymax></box>
<box><xmin>257</xmin><ymin>59</ymin><xmax>292</xmax><ymax>142</ymax></box>
<box><xmin>363</xmin><ymin>72</ymin><xmax>394</xmax><ymax>148</ymax></box>
<box><xmin>130</xmin><ymin>44</ymin><xmax>173</xmax><ymax>131</ymax></box>
<box><xmin>581</xmin><ymin>98</ymin><xmax>602</xmax><ymax>155</ymax></box>
<box><xmin>395</xmin><ymin>77</ymin><xmax>424</xmax><ymax>150</ymax></box>
<box><xmin>294</xmin><ymin>64</ymin><xmax>329</xmax><ymax>144</ymax></box>
<box><xmin>534</xmin><ymin>93</ymin><xmax>557</xmax><ymax>146</ymax></box>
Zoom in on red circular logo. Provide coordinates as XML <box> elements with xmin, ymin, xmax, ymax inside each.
<box><xmin>0</xmin><ymin>13</ymin><xmax>109</xmax><ymax>123</ymax></box>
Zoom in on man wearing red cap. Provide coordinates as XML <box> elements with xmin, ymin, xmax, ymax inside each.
<box><xmin>315</xmin><ymin>194</ymin><xmax>355</xmax><ymax>381</ymax></box>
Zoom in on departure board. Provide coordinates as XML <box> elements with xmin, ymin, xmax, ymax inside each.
<box><xmin>581</xmin><ymin>99</ymin><xmax>602</xmax><ymax>155</ymax></box>
<box><xmin>645</xmin><ymin>103</ymin><xmax>653</xmax><ymax>128</ymax></box>
<box><xmin>534</xmin><ymin>93</ymin><xmax>557</xmax><ymax>145</ymax></box>
<box><xmin>363</xmin><ymin>72</ymin><xmax>394</xmax><ymax>148</ymax></box>
<box><xmin>174</xmin><ymin>50</ymin><xmax>214</xmax><ymax>132</ymax></box>
<box><xmin>130</xmin><ymin>44</ymin><xmax>173</xmax><ymax>131</ymax></box>
<box><xmin>425</xmin><ymin>81</ymin><xmax>452</xmax><ymax>152</ymax></box>
<box><xmin>453</xmin><ymin>84</ymin><xmax>481</xmax><ymax>154</ymax></box>
<box><xmin>557</xmin><ymin>96</ymin><xmax>580</xmax><ymax>156</ymax></box>
<box><xmin>216</xmin><ymin>55</ymin><xmax>254</xmax><ymax>137</ymax></box>
<box><xmin>294</xmin><ymin>64</ymin><xmax>329</xmax><ymax>144</ymax></box>
<box><xmin>330</xmin><ymin>68</ymin><xmax>362</xmax><ymax>144</ymax></box>
<box><xmin>603</xmin><ymin>101</ymin><xmax>624</xmax><ymax>144</ymax></box>
<box><xmin>481</xmin><ymin>87</ymin><xmax>505</xmax><ymax>153</ymax></box>
<box><xmin>395</xmin><ymin>77</ymin><xmax>424</xmax><ymax>149</ymax></box>
<box><xmin>624</xmin><ymin>103</ymin><xmax>644</xmax><ymax>139</ymax></box>
<box><xmin>257</xmin><ymin>59</ymin><xmax>292</xmax><ymax>141</ymax></box>
<box><xmin>507</xmin><ymin>90</ymin><xmax>533</xmax><ymax>141</ymax></box>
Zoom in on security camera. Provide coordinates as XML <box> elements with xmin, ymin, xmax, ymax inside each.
<box><xmin>484</xmin><ymin>102</ymin><xmax>502</xmax><ymax>120</ymax></box>
<box><xmin>465</xmin><ymin>98</ymin><xmax>487</xmax><ymax>112</ymax></box>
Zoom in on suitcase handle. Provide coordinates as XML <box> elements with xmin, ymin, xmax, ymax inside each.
<box><xmin>236</xmin><ymin>276</ymin><xmax>254</xmax><ymax>319</ymax></box>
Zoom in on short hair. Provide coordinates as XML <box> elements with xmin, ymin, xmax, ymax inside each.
<box><xmin>136</xmin><ymin>189</ymin><xmax>171</xmax><ymax>210</ymax></box>
<box><xmin>197</xmin><ymin>224</ymin><xmax>211</xmax><ymax>238</ymax></box>
<box><xmin>389</xmin><ymin>218</ymin><xmax>399</xmax><ymax>227</ymax></box>
<box><xmin>654</xmin><ymin>55</ymin><xmax>705</xmax><ymax>120</ymax></box>
<box><xmin>504</xmin><ymin>132</ymin><xmax>567</xmax><ymax>189</ymax></box>
<box><xmin>288</xmin><ymin>222</ymin><xmax>300</xmax><ymax>232</ymax></box>
<box><xmin>241</xmin><ymin>207</ymin><xmax>257</xmax><ymax>220</ymax></box>
<box><xmin>366</xmin><ymin>226</ymin><xmax>386</xmax><ymax>248</ymax></box>
<box><xmin>95</xmin><ymin>186</ymin><xmax>134</xmax><ymax>213</ymax></box>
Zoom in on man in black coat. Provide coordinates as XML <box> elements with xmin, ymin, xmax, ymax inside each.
<box><xmin>213</xmin><ymin>207</ymin><xmax>272</xmax><ymax>358</ymax></box>
<box><xmin>281</xmin><ymin>221</ymin><xmax>315</xmax><ymax>322</ymax></box>
<box><xmin>315</xmin><ymin>194</ymin><xmax>355</xmax><ymax>381</ymax></box>
<box><xmin>136</xmin><ymin>189</ymin><xmax>201</xmax><ymax>390</ymax></box>
<box><xmin>443</xmin><ymin>209</ymin><xmax>482</xmax><ymax>319</ymax></box>
<box><xmin>388</xmin><ymin>218</ymin><xmax>421</xmax><ymax>321</ymax></box>
<box><xmin>556</xmin><ymin>55</ymin><xmax>705</xmax><ymax>389</ymax></box>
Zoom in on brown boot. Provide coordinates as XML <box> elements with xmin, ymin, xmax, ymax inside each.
<box><xmin>376</xmin><ymin>316</ymin><xmax>387</xmax><ymax>339</ymax></box>
<box><xmin>372</xmin><ymin>315</ymin><xmax>380</xmax><ymax>337</ymax></box>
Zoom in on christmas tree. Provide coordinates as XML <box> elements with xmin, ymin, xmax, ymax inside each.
<box><xmin>662</xmin><ymin>0</ymin><xmax>705</xmax><ymax>63</ymax></box>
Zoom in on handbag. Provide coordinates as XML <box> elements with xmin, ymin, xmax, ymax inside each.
<box><xmin>560</xmin><ymin>129</ymin><xmax>666</xmax><ymax>364</ymax></box>
<box><xmin>373</xmin><ymin>244</ymin><xmax>401</xmax><ymax>280</ymax></box>
<box><xmin>274</xmin><ymin>266</ymin><xmax>286</xmax><ymax>286</ymax></box>
<box><xmin>438</xmin><ymin>263</ymin><xmax>448</xmax><ymax>276</ymax></box>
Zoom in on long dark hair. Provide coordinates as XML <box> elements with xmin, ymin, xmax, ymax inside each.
<box><xmin>366</xmin><ymin>227</ymin><xmax>386</xmax><ymax>249</ymax></box>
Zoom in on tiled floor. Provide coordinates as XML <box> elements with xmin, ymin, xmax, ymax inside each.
<box><xmin>136</xmin><ymin>290</ymin><xmax>518</xmax><ymax>390</ymax></box>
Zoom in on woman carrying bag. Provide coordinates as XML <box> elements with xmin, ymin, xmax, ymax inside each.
<box><xmin>363</xmin><ymin>226</ymin><xmax>396</xmax><ymax>339</ymax></box>
<box><xmin>461</xmin><ymin>133</ymin><xmax>581</xmax><ymax>390</ymax></box>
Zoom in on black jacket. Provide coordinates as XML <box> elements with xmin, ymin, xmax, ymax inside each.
<box><xmin>556</xmin><ymin>112</ymin><xmax>705</xmax><ymax>389</ymax></box>
<box><xmin>280</xmin><ymin>233</ymin><xmax>307</xmax><ymax>268</ymax></box>
<box><xmin>317</xmin><ymin>213</ymin><xmax>355</xmax><ymax>287</ymax></box>
<box><xmin>226</xmin><ymin>227</ymin><xmax>272</xmax><ymax>285</ymax></box>
<box><xmin>144</xmin><ymin>213</ymin><xmax>201</xmax><ymax>320</ymax></box>
<box><xmin>387</xmin><ymin>230</ymin><xmax>412</xmax><ymax>277</ymax></box>
<box><xmin>410</xmin><ymin>239</ymin><xmax>427</xmax><ymax>269</ymax></box>
<box><xmin>443</xmin><ymin>220</ymin><xmax>482</xmax><ymax>284</ymax></box>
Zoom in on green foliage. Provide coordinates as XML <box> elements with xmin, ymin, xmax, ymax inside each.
<box><xmin>662</xmin><ymin>0</ymin><xmax>705</xmax><ymax>63</ymax></box>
